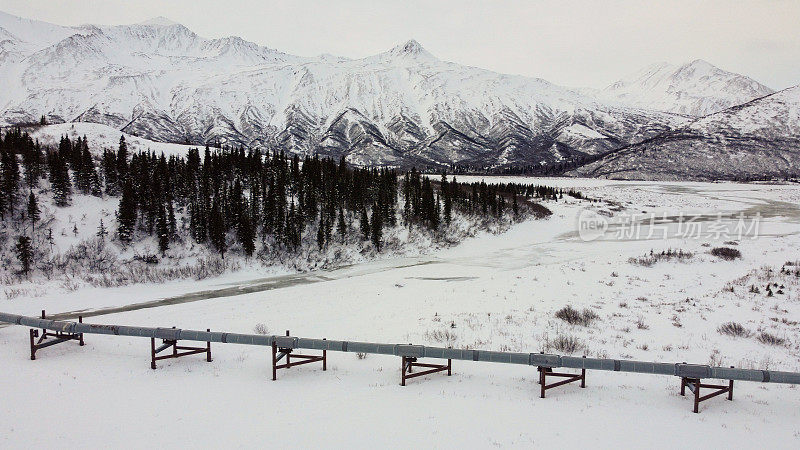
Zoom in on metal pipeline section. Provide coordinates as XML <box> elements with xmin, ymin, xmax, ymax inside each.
<box><xmin>2</xmin><ymin>312</ymin><xmax>799</xmax><ymax>384</ymax></box>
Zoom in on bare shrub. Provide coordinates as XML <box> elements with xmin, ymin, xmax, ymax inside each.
<box><xmin>253</xmin><ymin>323</ymin><xmax>269</xmax><ymax>335</ymax></box>
<box><xmin>717</xmin><ymin>322</ymin><xmax>750</xmax><ymax>337</ymax></box>
<box><xmin>636</xmin><ymin>317</ymin><xmax>649</xmax><ymax>330</ymax></box>
<box><xmin>356</xmin><ymin>352</ymin><xmax>367</xmax><ymax>360</ymax></box>
<box><xmin>555</xmin><ymin>305</ymin><xmax>599</xmax><ymax>326</ymax></box>
<box><xmin>757</xmin><ymin>332</ymin><xmax>786</xmax><ymax>346</ymax></box>
<box><xmin>628</xmin><ymin>249</ymin><xmax>693</xmax><ymax>267</ymax></box>
<box><xmin>547</xmin><ymin>334</ymin><xmax>584</xmax><ymax>354</ymax></box>
<box><xmin>711</xmin><ymin>247</ymin><xmax>741</xmax><ymax>261</ymax></box>
<box><xmin>425</xmin><ymin>329</ymin><xmax>457</xmax><ymax>345</ymax></box>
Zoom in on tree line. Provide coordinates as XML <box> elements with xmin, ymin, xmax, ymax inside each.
<box><xmin>1</xmin><ymin>128</ymin><xmax>565</xmax><ymax>276</ymax></box>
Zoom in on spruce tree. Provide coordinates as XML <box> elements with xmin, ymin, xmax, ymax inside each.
<box><xmin>1</xmin><ymin>148</ymin><xmax>19</xmax><ymax>216</ymax></box>
<box><xmin>117</xmin><ymin>181</ymin><xmax>137</xmax><ymax>244</ymax></box>
<box><xmin>337</xmin><ymin>207</ymin><xmax>347</xmax><ymax>241</ymax></box>
<box><xmin>14</xmin><ymin>235</ymin><xmax>33</xmax><ymax>277</ymax></box>
<box><xmin>360</xmin><ymin>207</ymin><xmax>370</xmax><ymax>241</ymax></box>
<box><xmin>101</xmin><ymin>150</ymin><xmax>118</xmax><ymax>195</ymax></box>
<box><xmin>116</xmin><ymin>135</ymin><xmax>128</xmax><ymax>181</ymax></box>
<box><xmin>46</xmin><ymin>228</ymin><xmax>54</xmax><ymax>253</ymax></box>
<box><xmin>370</xmin><ymin>205</ymin><xmax>383</xmax><ymax>251</ymax></box>
<box><xmin>237</xmin><ymin>210</ymin><xmax>255</xmax><ymax>257</ymax></box>
<box><xmin>316</xmin><ymin>218</ymin><xmax>325</xmax><ymax>250</ymax></box>
<box><xmin>48</xmin><ymin>150</ymin><xmax>72</xmax><ymax>207</ymax></box>
<box><xmin>27</xmin><ymin>191</ymin><xmax>40</xmax><ymax>231</ymax></box>
<box><xmin>512</xmin><ymin>192</ymin><xmax>519</xmax><ymax>218</ymax></box>
<box><xmin>442</xmin><ymin>173</ymin><xmax>452</xmax><ymax>225</ymax></box>
<box><xmin>97</xmin><ymin>218</ymin><xmax>108</xmax><ymax>242</ymax></box>
<box><xmin>209</xmin><ymin>200</ymin><xmax>227</xmax><ymax>257</ymax></box>
<box><xmin>156</xmin><ymin>205</ymin><xmax>169</xmax><ymax>255</ymax></box>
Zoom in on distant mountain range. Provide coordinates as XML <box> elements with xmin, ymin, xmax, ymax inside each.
<box><xmin>0</xmin><ymin>10</ymin><xmax>796</xmax><ymax>179</ymax></box>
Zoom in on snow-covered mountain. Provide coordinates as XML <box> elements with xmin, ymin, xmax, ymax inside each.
<box><xmin>0</xmin><ymin>11</ymin><xmax>784</xmax><ymax>172</ymax></box>
<box><xmin>0</xmin><ymin>11</ymin><xmax>687</xmax><ymax>168</ymax></box>
<box><xmin>598</xmin><ymin>60</ymin><xmax>774</xmax><ymax>117</ymax></box>
<box><xmin>572</xmin><ymin>85</ymin><xmax>800</xmax><ymax>180</ymax></box>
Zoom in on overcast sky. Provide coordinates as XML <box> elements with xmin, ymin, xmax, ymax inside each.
<box><xmin>1</xmin><ymin>0</ymin><xmax>798</xmax><ymax>89</ymax></box>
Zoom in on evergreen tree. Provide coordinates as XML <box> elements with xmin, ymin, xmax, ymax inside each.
<box><xmin>46</xmin><ymin>228</ymin><xmax>54</xmax><ymax>253</ymax></box>
<box><xmin>337</xmin><ymin>207</ymin><xmax>347</xmax><ymax>241</ymax></box>
<box><xmin>22</xmin><ymin>139</ymin><xmax>43</xmax><ymax>188</ymax></box>
<box><xmin>316</xmin><ymin>218</ymin><xmax>325</xmax><ymax>250</ymax></box>
<box><xmin>26</xmin><ymin>191</ymin><xmax>40</xmax><ymax>231</ymax></box>
<box><xmin>1</xmin><ymin>148</ymin><xmax>20</xmax><ymax>216</ymax></box>
<box><xmin>116</xmin><ymin>135</ymin><xmax>128</xmax><ymax>181</ymax></box>
<box><xmin>359</xmin><ymin>207</ymin><xmax>370</xmax><ymax>241</ymax></box>
<box><xmin>101</xmin><ymin>150</ymin><xmax>119</xmax><ymax>195</ymax></box>
<box><xmin>237</xmin><ymin>210</ymin><xmax>255</xmax><ymax>257</ymax></box>
<box><xmin>209</xmin><ymin>199</ymin><xmax>227</xmax><ymax>257</ymax></box>
<box><xmin>370</xmin><ymin>205</ymin><xmax>383</xmax><ymax>251</ymax></box>
<box><xmin>512</xmin><ymin>192</ymin><xmax>519</xmax><ymax>218</ymax></box>
<box><xmin>14</xmin><ymin>235</ymin><xmax>33</xmax><ymax>277</ymax></box>
<box><xmin>97</xmin><ymin>218</ymin><xmax>108</xmax><ymax>242</ymax></box>
<box><xmin>48</xmin><ymin>150</ymin><xmax>72</xmax><ymax>207</ymax></box>
<box><xmin>442</xmin><ymin>173</ymin><xmax>452</xmax><ymax>225</ymax></box>
<box><xmin>117</xmin><ymin>181</ymin><xmax>137</xmax><ymax>244</ymax></box>
<box><xmin>156</xmin><ymin>205</ymin><xmax>170</xmax><ymax>255</ymax></box>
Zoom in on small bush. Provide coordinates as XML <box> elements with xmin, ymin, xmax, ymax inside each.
<box><xmin>636</xmin><ymin>317</ymin><xmax>649</xmax><ymax>330</ymax></box>
<box><xmin>717</xmin><ymin>322</ymin><xmax>750</xmax><ymax>337</ymax></box>
<box><xmin>711</xmin><ymin>247</ymin><xmax>741</xmax><ymax>261</ymax></box>
<box><xmin>628</xmin><ymin>249</ymin><xmax>693</xmax><ymax>267</ymax></box>
<box><xmin>253</xmin><ymin>323</ymin><xmax>269</xmax><ymax>335</ymax></box>
<box><xmin>356</xmin><ymin>352</ymin><xmax>367</xmax><ymax>360</ymax></box>
<box><xmin>757</xmin><ymin>332</ymin><xmax>786</xmax><ymax>346</ymax></box>
<box><xmin>555</xmin><ymin>306</ymin><xmax>599</xmax><ymax>326</ymax></box>
<box><xmin>548</xmin><ymin>334</ymin><xmax>584</xmax><ymax>354</ymax></box>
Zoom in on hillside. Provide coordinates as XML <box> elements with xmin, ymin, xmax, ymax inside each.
<box><xmin>572</xmin><ymin>85</ymin><xmax>800</xmax><ymax>180</ymax></box>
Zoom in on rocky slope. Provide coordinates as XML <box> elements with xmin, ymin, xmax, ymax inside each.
<box><xmin>572</xmin><ymin>85</ymin><xmax>800</xmax><ymax>180</ymax></box>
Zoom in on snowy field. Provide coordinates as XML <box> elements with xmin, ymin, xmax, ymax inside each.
<box><xmin>2</xmin><ymin>179</ymin><xmax>800</xmax><ymax>448</ymax></box>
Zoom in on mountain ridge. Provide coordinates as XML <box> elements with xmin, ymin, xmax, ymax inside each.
<box><xmin>0</xmin><ymin>10</ymin><xmax>788</xmax><ymax>175</ymax></box>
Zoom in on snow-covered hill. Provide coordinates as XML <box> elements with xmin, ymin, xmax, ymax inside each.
<box><xmin>19</xmin><ymin>122</ymin><xmax>206</xmax><ymax>157</ymax></box>
<box><xmin>598</xmin><ymin>60</ymin><xmax>774</xmax><ymax>117</ymax></box>
<box><xmin>573</xmin><ymin>85</ymin><xmax>800</xmax><ymax>180</ymax></box>
<box><xmin>0</xmin><ymin>11</ymin><xmax>688</xmax><ymax>168</ymax></box>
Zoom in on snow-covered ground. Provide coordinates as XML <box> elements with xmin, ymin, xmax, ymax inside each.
<box><xmin>23</xmin><ymin>122</ymin><xmax>206</xmax><ymax>157</ymax></box>
<box><xmin>2</xmin><ymin>179</ymin><xmax>800</xmax><ymax>448</ymax></box>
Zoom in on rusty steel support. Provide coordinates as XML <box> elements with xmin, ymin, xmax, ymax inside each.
<box><xmin>400</xmin><ymin>356</ymin><xmax>452</xmax><ymax>386</ymax></box>
<box><xmin>271</xmin><ymin>330</ymin><xmax>326</xmax><ymax>380</ymax></box>
<box><xmin>537</xmin><ymin>366</ymin><xmax>586</xmax><ymax>398</ymax></box>
<box><xmin>150</xmin><ymin>328</ymin><xmax>212</xmax><ymax>369</ymax></box>
<box><xmin>680</xmin><ymin>369</ymin><xmax>734</xmax><ymax>413</ymax></box>
<box><xmin>29</xmin><ymin>310</ymin><xmax>84</xmax><ymax>360</ymax></box>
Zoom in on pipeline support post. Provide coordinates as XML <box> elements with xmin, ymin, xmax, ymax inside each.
<box><xmin>29</xmin><ymin>310</ymin><xmax>85</xmax><ymax>360</ymax></box>
<box><xmin>150</xmin><ymin>327</ymin><xmax>212</xmax><ymax>369</ymax></box>
<box><xmin>271</xmin><ymin>330</ymin><xmax>326</xmax><ymax>380</ymax></box>
<box><xmin>680</xmin><ymin>370</ymin><xmax>734</xmax><ymax>413</ymax></box>
<box><xmin>537</xmin><ymin>366</ymin><xmax>586</xmax><ymax>398</ymax></box>
<box><xmin>400</xmin><ymin>356</ymin><xmax>452</xmax><ymax>386</ymax></box>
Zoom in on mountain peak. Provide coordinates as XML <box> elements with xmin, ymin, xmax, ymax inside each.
<box><xmin>137</xmin><ymin>16</ymin><xmax>179</xmax><ymax>27</ymax></box>
<box><xmin>387</xmin><ymin>39</ymin><xmax>433</xmax><ymax>59</ymax></box>
<box><xmin>600</xmin><ymin>59</ymin><xmax>774</xmax><ymax>116</ymax></box>
<box><xmin>677</xmin><ymin>59</ymin><xmax>718</xmax><ymax>76</ymax></box>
